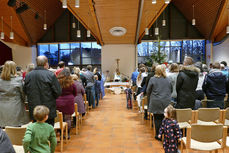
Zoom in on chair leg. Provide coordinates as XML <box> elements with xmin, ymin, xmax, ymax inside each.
<box><xmin>75</xmin><ymin>118</ymin><xmax>78</xmax><ymax>134</ymax></box>
<box><xmin>65</xmin><ymin>126</ymin><xmax>68</xmax><ymax>142</ymax></box>
<box><xmin>181</xmin><ymin>141</ymin><xmax>183</xmax><ymax>153</ymax></box>
<box><xmin>60</xmin><ymin>129</ymin><xmax>63</xmax><ymax>153</ymax></box>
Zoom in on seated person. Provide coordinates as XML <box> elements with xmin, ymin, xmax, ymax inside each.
<box><xmin>23</xmin><ymin>105</ymin><xmax>57</xmax><ymax>153</ymax></box>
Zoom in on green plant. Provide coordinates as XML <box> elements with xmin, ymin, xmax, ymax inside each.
<box><xmin>146</xmin><ymin>37</ymin><xmax>167</xmax><ymax>66</ymax></box>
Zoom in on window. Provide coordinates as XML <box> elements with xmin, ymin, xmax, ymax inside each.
<box><xmin>138</xmin><ymin>40</ymin><xmax>205</xmax><ymax>64</ymax></box>
<box><xmin>37</xmin><ymin>42</ymin><xmax>101</xmax><ymax>67</ymax></box>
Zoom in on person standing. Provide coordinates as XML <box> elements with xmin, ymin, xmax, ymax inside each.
<box><xmin>202</xmin><ymin>62</ymin><xmax>227</xmax><ymax>109</ymax></box>
<box><xmin>83</xmin><ymin>65</ymin><xmax>95</xmax><ymax>108</ymax></box>
<box><xmin>176</xmin><ymin>57</ymin><xmax>199</xmax><ymax>109</ymax></box>
<box><xmin>146</xmin><ymin>65</ymin><xmax>172</xmax><ymax>140</ymax></box>
<box><xmin>0</xmin><ymin>61</ymin><xmax>29</xmax><ymax>127</ymax></box>
<box><xmin>24</xmin><ymin>56</ymin><xmax>62</xmax><ymax>126</ymax></box>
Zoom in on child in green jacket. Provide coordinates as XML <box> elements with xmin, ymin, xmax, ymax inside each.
<box><xmin>23</xmin><ymin>105</ymin><xmax>57</xmax><ymax>153</ymax></box>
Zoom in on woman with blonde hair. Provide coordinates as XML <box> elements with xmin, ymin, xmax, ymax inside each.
<box><xmin>56</xmin><ymin>68</ymin><xmax>77</xmax><ymax>139</ymax></box>
<box><xmin>0</xmin><ymin>61</ymin><xmax>29</xmax><ymax>127</ymax></box>
<box><xmin>167</xmin><ymin>63</ymin><xmax>179</xmax><ymax>103</ymax></box>
<box><xmin>146</xmin><ymin>65</ymin><xmax>172</xmax><ymax>140</ymax></box>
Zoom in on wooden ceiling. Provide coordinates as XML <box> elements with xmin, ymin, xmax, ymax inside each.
<box><xmin>0</xmin><ymin>0</ymin><xmax>228</xmax><ymax>46</ymax></box>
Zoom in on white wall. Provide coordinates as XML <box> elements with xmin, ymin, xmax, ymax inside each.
<box><xmin>0</xmin><ymin>41</ymin><xmax>36</xmax><ymax>70</ymax></box>
<box><xmin>205</xmin><ymin>40</ymin><xmax>212</xmax><ymax>66</ymax></box>
<box><xmin>213</xmin><ymin>37</ymin><xmax>229</xmax><ymax>64</ymax></box>
<box><xmin>102</xmin><ymin>44</ymin><xmax>136</xmax><ymax>80</ymax></box>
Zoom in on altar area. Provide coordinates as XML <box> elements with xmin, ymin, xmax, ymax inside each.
<box><xmin>104</xmin><ymin>82</ymin><xmax>130</xmax><ymax>95</ymax></box>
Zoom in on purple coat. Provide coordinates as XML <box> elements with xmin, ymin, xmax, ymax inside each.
<box><xmin>56</xmin><ymin>83</ymin><xmax>77</xmax><ymax>115</ymax></box>
<box><xmin>74</xmin><ymin>81</ymin><xmax>86</xmax><ymax>114</ymax></box>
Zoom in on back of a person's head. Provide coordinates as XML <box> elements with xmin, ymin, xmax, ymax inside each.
<box><xmin>169</xmin><ymin>63</ymin><xmax>179</xmax><ymax>73</ymax></box>
<box><xmin>87</xmin><ymin>65</ymin><xmax>92</xmax><ymax>71</ymax></box>
<box><xmin>183</xmin><ymin>56</ymin><xmax>193</xmax><ymax>66</ymax></box>
<box><xmin>220</xmin><ymin>61</ymin><xmax>227</xmax><ymax>67</ymax></box>
<box><xmin>220</xmin><ymin>64</ymin><xmax>225</xmax><ymax>70</ymax></box>
<box><xmin>138</xmin><ymin>63</ymin><xmax>145</xmax><ymax>70</ymax></box>
<box><xmin>213</xmin><ymin>62</ymin><xmax>220</xmax><ymax>69</ymax></box>
<box><xmin>58</xmin><ymin>67</ymin><xmax>73</xmax><ymax>88</ymax></box>
<box><xmin>1</xmin><ymin>61</ymin><xmax>16</xmax><ymax>81</ymax></box>
<box><xmin>33</xmin><ymin>105</ymin><xmax>49</xmax><ymax>121</ymax></box>
<box><xmin>194</xmin><ymin>62</ymin><xmax>203</xmax><ymax>72</ymax></box>
<box><xmin>27</xmin><ymin>63</ymin><xmax>35</xmax><ymax>73</ymax></box>
<box><xmin>36</xmin><ymin>56</ymin><xmax>48</xmax><ymax>67</ymax></box>
<box><xmin>155</xmin><ymin>65</ymin><xmax>166</xmax><ymax>78</ymax></box>
<box><xmin>165</xmin><ymin>105</ymin><xmax>176</xmax><ymax>119</ymax></box>
<box><xmin>94</xmin><ymin>75</ymin><xmax>98</xmax><ymax>80</ymax></box>
<box><xmin>58</xmin><ymin>61</ymin><xmax>65</xmax><ymax>68</ymax></box>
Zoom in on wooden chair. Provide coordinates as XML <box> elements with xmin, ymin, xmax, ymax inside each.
<box><xmin>84</xmin><ymin>94</ymin><xmax>89</xmax><ymax>114</ymax></box>
<box><xmin>72</xmin><ymin>103</ymin><xmax>80</xmax><ymax>134</ymax></box>
<box><xmin>195</xmin><ymin>108</ymin><xmax>221</xmax><ymax>125</ymax></box>
<box><xmin>84</xmin><ymin>93</ymin><xmax>92</xmax><ymax>110</ymax></box>
<box><xmin>5</xmin><ymin>126</ymin><xmax>26</xmax><ymax>153</ymax></box>
<box><xmin>141</xmin><ymin>96</ymin><xmax>147</xmax><ymax>120</ymax></box>
<box><xmin>54</xmin><ymin>111</ymin><xmax>68</xmax><ymax>153</ymax></box>
<box><xmin>181</xmin><ymin>124</ymin><xmax>227</xmax><ymax>153</ymax></box>
<box><xmin>149</xmin><ymin>113</ymin><xmax>156</xmax><ymax>136</ymax></box>
<box><xmin>176</xmin><ymin>108</ymin><xmax>193</xmax><ymax>136</ymax></box>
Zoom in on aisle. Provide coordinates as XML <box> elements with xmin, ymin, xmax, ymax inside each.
<box><xmin>55</xmin><ymin>94</ymin><xmax>164</xmax><ymax>153</ymax></box>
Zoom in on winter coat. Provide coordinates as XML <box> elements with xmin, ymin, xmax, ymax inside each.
<box><xmin>167</xmin><ymin>72</ymin><xmax>179</xmax><ymax>98</ymax></box>
<box><xmin>0</xmin><ymin>128</ymin><xmax>16</xmax><ymax>153</ymax></box>
<box><xmin>146</xmin><ymin>77</ymin><xmax>172</xmax><ymax>114</ymax></box>
<box><xmin>0</xmin><ymin>76</ymin><xmax>30</xmax><ymax>127</ymax></box>
<box><xmin>74</xmin><ymin>81</ymin><xmax>86</xmax><ymax>114</ymax></box>
<box><xmin>24</xmin><ymin>67</ymin><xmax>62</xmax><ymax>120</ymax></box>
<box><xmin>202</xmin><ymin>69</ymin><xmax>227</xmax><ymax>100</ymax></box>
<box><xmin>176</xmin><ymin>66</ymin><xmax>199</xmax><ymax>109</ymax></box>
<box><xmin>56</xmin><ymin>83</ymin><xmax>77</xmax><ymax>115</ymax></box>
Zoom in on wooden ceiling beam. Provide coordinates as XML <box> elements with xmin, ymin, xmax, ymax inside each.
<box><xmin>88</xmin><ymin>0</ymin><xmax>104</xmax><ymax>45</ymax></box>
<box><xmin>138</xmin><ymin>4</ymin><xmax>168</xmax><ymax>43</ymax></box>
<box><xmin>210</xmin><ymin>0</ymin><xmax>228</xmax><ymax>40</ymax></box>
<box><xmin>135</xmin><ymin>0</ymin><xmax>144</xmax><ymax>45</ymax></box>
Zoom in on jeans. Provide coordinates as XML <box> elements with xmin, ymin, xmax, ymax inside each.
<box><xmin>86</xmin><ymin>86</ymin><xmax>95</xmax><ymax>108</ymax></box>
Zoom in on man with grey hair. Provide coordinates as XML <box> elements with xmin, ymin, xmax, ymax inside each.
<box><xmin>24</xmin><ymin>56</ymin><xmax>62</xmax><ymax>126</ymax></box>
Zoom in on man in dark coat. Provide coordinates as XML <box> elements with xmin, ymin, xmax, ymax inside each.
<box><xmin>202</xmin><ymin>62</ymin><xmax>227</xmax><ymax>109</ymax></box>
<box><xmin>176</xmin><ymin>57</ymin><xmax>199</xmax><ymax>109</ymax></box>
<box><xmin>24</xmin><ymin>56</ymin><xmax>62</xmax><ymax>126</ymax></box>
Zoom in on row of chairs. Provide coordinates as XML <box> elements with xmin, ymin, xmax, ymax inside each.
<box><xmin>6</xmin><ymin>94</ymin><xmax>90</xmax><ymax>153</ymax></box>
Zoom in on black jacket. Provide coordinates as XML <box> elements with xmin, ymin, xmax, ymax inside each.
<box><xmin>24</xmin><ymin>67</ymin><xmax>62</xmax><ymax>120</ymax></box>
<box><xmin>176</xmin><ymin>66</ymin><xmax>199</xmax><ymax>109</ymax></box>
<box><xmin>202</xmin><ymin>69</ymin><xmax>226</xmax><ymax>100</ymax></box>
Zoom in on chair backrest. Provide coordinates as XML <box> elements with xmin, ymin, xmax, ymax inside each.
<box><xmin>190</xmin><ymin>124</ymin><xmax>223</xmax><ymax>142</ymax></box>
<box><xmin>176</xmin><ymin>108</ymin><xmax>192</xmax><ymax>123</ymax></box>
<box><xmin>5</xmin><ymin>126</ymin><xmax>26</xmax><ymax>145</ymax></box>
<box><xmin>83</xmin><ymin>94</ymin><xmax>87</xmax><ymax>102</ymax></box>
<box><xmin>75</xmin><ymin>103</ymin><xmax>78</xmax><ymax>114</ymax></box>
<box><xmin>197</xmin><ymin>108</ymin><xmax>220</xmax><ymax>122</ymax></box>
<box><xmin>225</xmin><ymin>108</ymin><xmax>229</xmax><ymax>120</ymax></box>
<box><xmin>55</xmin><ymin>110</ymin><xmax>63</xmax><ymax>129</ymax></box>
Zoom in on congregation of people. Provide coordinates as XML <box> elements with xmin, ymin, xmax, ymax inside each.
<box><xmin>0</xmin><ymin>56</ymin><xmax>105</xmax><ymax>153</ymax></box>
<box><xmin>130</xmin><ymin>56</ymin><xmax>229</xmax><ymax>152</ymax></box>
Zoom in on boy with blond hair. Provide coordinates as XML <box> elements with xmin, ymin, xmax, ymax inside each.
<box><xmin>23</xmin><ymin>105</ymin><xmax>57</xmax><ymax>153</ymax></box>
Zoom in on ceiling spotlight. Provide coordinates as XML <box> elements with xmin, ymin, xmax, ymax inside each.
<box><xmin>165</xmin><ymin>0</ymin><xmax>170</xmax><ymax>4</ymax></box>
<box><xmin>7</xmin><ymin>0</ymin><xmax>16</xmax><ymax>7</ymax></box>
<box><xmin>87</xmin><ymin>30</ymin><xmax>91</xmax><ymax>37</ymax></box>
<box><xmin>145</xmin><ymin>28</ymin><xmax>149</xmax><ymax>35</ymax></box>
<box><xmin>16</xmin><ymin>2</ymin><xmax>29</xmax><ymax>14</ymax></box>
<box><xmin>152</xmin><ymin>0</ymin><xmax>156</xmax><ymax>4</ymax></box>
<box><xmin>226</xmin><ymin>26</ymin><xmax>229</xmax><ymax>34</ymax></box>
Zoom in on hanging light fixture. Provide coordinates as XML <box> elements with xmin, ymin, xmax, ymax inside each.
<box><xmin>152</xmin><ymin>0</ymin><xmax>156</xmax><ymax>4</ymax></box>
<box><xmin>162</xmin><ymin>11</ymin><xmax>166</xmax><ymax>26</ymax></box>
<box><xmin>77</xmin><ymin>20</ymin><xmax>81</xmax><ymax>38</ymax></box>
<box><xmin>145</xmin><ymin>28</ymin><xmax>149</xmax><ymax>35</ymax></box>
<box><xmin>192</xmin><ymin>4</ymin><xmax>196</xmax><ymax>26</ymax></box>
<box><xmin>87</xmin><ymin>12</ymin><xmax>90</xmax><ymax>37</ymax></box>
<box><xmin>1</xmin><ymin>16</ymin><xmax>4</xmax><ymax>40</ymax></box>
<box><xmin>62</xmin><ymin>0</ymin><xmax>67</xmax><ymax>8</ymax></box>
<box><xmin>165</xmin><ymin>0</ymin><xmax>170</xmax><ymax>4</ymax></box>
<box><xmin>75</xmin><ymin>0</ymin><xmax>80</xmax><ymax>8</ymax></box>
<box><xmin>226</xmin><ymin>8</ymin><xmax>229</xmax><ymax>34</ymax></box>
<box><xmin>72</xmin><ymin>16</ymin><xmax>76</xmax><ymax>28</ymax></box>
<box><xmin>43</xmin><ymin>10</ymin><xmax>47</xmax><ymax>30</ymax></box>
<box><xmin>10</xmin><ymin>16</ymin><xmax>14</xmax><ymax>39</ymax></box>
<box><xmin>155</xmin><ymin>12</ymin><xmax>159</xmax><ymax>35</ymax></box>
